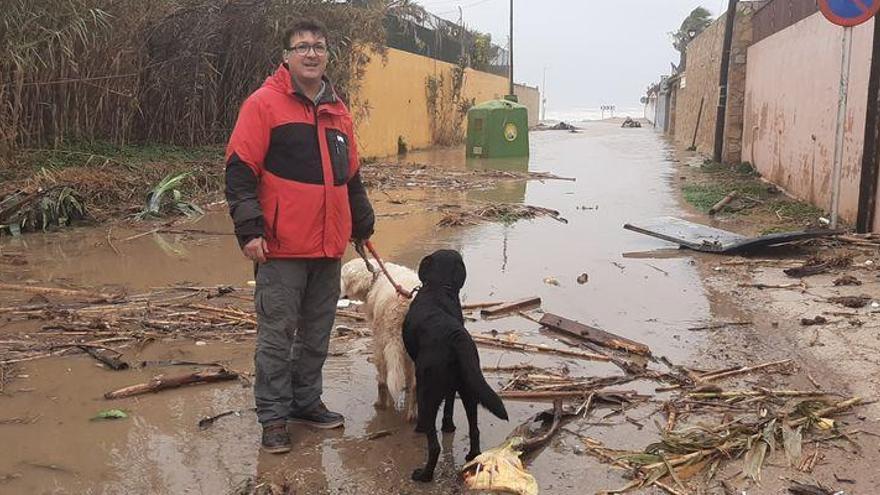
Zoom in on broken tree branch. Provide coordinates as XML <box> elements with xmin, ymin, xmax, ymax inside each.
<box><xmin>104</xmin><ymin>368</ymin><xmax>239</xmax><ymax>399</ymax></box>
<box><xmin>709</xmin><ymin>191</ymin><xmax>738</xmax><ymax>216</ymax></box>
<box><xmin>78</xmin><ymin>345</ymin><xmax>129</xmax><ymax>371</ymax></box>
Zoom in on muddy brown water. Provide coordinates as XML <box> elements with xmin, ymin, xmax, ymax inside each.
<box><xmin>1</xmin><ymin>122</ymin><xmax>715</xmax><ymax>494</ymax></box>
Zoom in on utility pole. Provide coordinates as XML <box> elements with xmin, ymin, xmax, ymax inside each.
<box><xmin>541</xmin><ymin>66</ymin><xmax>548</xmax><ymax>121</ymax></box>
<box><xmin>713</xmin><ymin>0</ymin><xmax>738</xmax><ymax>163</ymax></box>
<box><xmin>857</xmin><ymin>16</ymin><xmax>880</xmax><ymax>232</ymax></box>
<box><xmin>458</xmin><ymin>6</ymin><xmax>465</xmax><ymax>63</ymax></box>
<box><xmin>508</xmin><ymin>0</ymin><xmax>514</xmax><ymax>97</ymax></box>
<box><xmin>830</xmin><ymin>27</ymin><xmax>854</xmax><ymax>230</ymax></box>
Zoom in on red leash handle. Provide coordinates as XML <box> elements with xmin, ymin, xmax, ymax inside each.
<box><xmin>364</xmin><ymin>240</ymin><xmax>413</xmax><ymax>299</ymax></box>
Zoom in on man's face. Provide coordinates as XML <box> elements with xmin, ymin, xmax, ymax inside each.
<box><xmin>285</xmin><ymin>31</ymin><xmax>328</xmax><ymax>84</ymax></box>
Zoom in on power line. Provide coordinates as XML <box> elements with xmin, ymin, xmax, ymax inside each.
<box><xmin>419</xmin><ymin>0</ymin><xmax>462</xmax><ymax>6</ymax></box>
<box><xmin>433</xmin><ymin>0</ymin><xmax>496</xmax><ymax>16</ymax></box>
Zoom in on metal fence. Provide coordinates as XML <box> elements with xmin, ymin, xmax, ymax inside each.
<box><xmin>752</xmin><ymin>0</ymin><xmax>820</xmax><ymax>43</ymax></box>
<box><xmin>384</xmin><ymin>9</ymin><xmax>510</xmax><ymax>77</ymax></box>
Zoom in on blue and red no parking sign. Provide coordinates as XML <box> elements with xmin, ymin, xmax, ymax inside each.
<box><xmin>819</xmin><ymin>0</ymin><xmax>880</xmax><ymax>27</ymax></box>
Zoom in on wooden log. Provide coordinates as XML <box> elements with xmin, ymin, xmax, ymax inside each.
<box><xmin>471</xmin><ymin>335</ymin><xmax>610</xmax><ymax>362</ymax></box>
<box><xmin>104</xmin><ymin>369</ymin><xmax>239</xmax><ymax>399</ymax></box>
<box><xmin>539</xmin><ymin>313</ymin><xmax>652</xmax><ymax>356</ymax></box>
<box><xmin>708</xmin><ymin>191</ymin><xmax>738</xmax><ymax>215</ymax></box>
<box><xmin>78</xmin><ymin>345</ymin><xmax>129</xmax><ymax>371</ymax></box>
<box><xmin>480</xmin><ymin>297</ymin><xmax>542</xmax><ymax>318</ymax></box>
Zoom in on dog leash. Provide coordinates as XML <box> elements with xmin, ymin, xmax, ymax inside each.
<box><xmin>354</xmin><ymin>240</ymin><xmax>413</xmax><ymax>299</ymax></box>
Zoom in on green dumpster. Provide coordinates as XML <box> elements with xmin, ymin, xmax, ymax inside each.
<box><xmin>466</xmin><ymin>99</ymin><xmax>529</xmax><ymax>158</ymax></box>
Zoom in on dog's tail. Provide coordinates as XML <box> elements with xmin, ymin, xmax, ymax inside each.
<box><xmin>454</xmin><ymin>333</ymin><xmax>508</xmax><ymax>421</ymax></box>
<box><xmin>384</xmin><ymin>339</ymin><xmax>408</xmax><ymax>399</ymax></box>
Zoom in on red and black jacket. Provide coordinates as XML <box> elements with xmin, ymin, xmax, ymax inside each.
<box><xmin>225</xmin><ymin>64</ymin><xmax>374</xmax><ymax>259</ymax></box>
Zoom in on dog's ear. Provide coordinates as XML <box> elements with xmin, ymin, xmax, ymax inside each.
<box><xmin>417</xmin><ymin>253</ymin><xmax>434</xmax><ymax>283</ymax></box>
<box><xmin>451</xmin><ymin>255</ymin><xmax>467</xmax><ymax>290</ymax></box>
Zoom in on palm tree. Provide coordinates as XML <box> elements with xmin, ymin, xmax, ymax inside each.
<box><xmin>672</xmin><ymin>7</ymin><xmax>713</xmax><ymax>71</ymax></box>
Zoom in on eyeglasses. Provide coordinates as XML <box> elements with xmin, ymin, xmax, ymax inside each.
<box><xmin>287</xmin><ymin>43</ymin><xmax>328</xmax><ymax>56</ymax></box>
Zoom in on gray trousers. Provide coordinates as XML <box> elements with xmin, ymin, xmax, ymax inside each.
<box><xmin>254</xmin><ymin>258</ymin><xmax>341</xmax><ymax>425</ymax></box>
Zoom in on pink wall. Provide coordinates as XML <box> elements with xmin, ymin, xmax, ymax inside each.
<box><xmin>743</xmin><ymin>12</ymin><xmax>873</xmax><ymax>225</ymax></box>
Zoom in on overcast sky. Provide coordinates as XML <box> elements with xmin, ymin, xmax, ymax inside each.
<box><xmin>420</xmin><ymin>0</ymin><xmax>723</xmax><ymax>113</ymax></box>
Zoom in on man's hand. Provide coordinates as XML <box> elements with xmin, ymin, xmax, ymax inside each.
<box><xmin>242</xmin><ymin>237</ymin><xmax>268</xmax><ymax>263</ymax></box>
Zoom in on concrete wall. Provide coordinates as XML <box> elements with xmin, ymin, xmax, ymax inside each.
<box><xmin>355</xmin><ymin>48</ymin><xmax>537</xmax><ymax>158</ymax></box>
<box><xmin>657</xmin><ymin>84</ymin><xmax>672</xmax><ymax>133</ymax></box>
<box><xmin>514</xmin><ymin>83</ymin><xmax>540</xmax><ymax>127</ymax></box>
<box><xmin>668</xmin><ymin>79</ymin><xmax>680</xmax><ymax>137</ymax></box>
<box><xmin>645</xmin><ymin>95</ymin><xmax>657</xmax><ymax>125</ymax></box>
<box><xmin>742</xmin><ymin>13</ymin><xmax>873</xmax><ymax>224</ymax></box>
<box><xmin>674</xmin><ymin>3</ymin><xmax>759</xmax><ymax>162</ymax></box>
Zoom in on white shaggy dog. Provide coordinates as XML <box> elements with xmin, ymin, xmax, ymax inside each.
<box><xmin>341</xmin><ymin>258</ymin><xmax>421</xmax><ymax>422</ymax></box>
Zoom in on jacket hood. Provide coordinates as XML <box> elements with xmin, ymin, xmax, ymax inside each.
<box><xmin>418</xmin><ymin>249</ymin><xmax>466</xmax><ymax>291</ymax></box>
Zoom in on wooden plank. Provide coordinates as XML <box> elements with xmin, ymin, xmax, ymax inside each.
<box><xmin>480</xmin><ymin>297</ymin><xmax>541</xmax><ymax>318</ymax></box>
<box><xmin>539</xmin><ymin>313</ymin><xmax>652</xmax><ymax>356</ymax></box>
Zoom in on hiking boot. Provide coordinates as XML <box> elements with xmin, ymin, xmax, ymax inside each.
<box><xmin>261</xmin><ymin>422</ymin><xmax>291</xmax><ymax>454</ymax></box>
<box><xmin>290</xmin><ymin>401</ymin><xmax>344</xmax><ymax>429</ymax></box>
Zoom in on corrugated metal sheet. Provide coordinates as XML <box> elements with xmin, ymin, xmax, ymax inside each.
<box><xmin>753</xmin><ymin>0</ymin><xmax>819</xmax><ymax>43</ymax></box>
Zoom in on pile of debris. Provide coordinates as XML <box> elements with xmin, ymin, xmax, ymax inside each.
<box><xmin>0</xmin><ymin>284</ymin><xmax>368</xmax><ymax>365</ymax></box>
<box><xmin>437</xmin><ymin>203</ymin><xmax>569</xmax><ymax>227</ymax></box>
<box><xmin>532</xmin><ymin>122</ymin><xmax>580</xmax><ymax>132</ymax></box>
<box><xmin>459</xmin><ymin>298</ymin><xmax>867</xmax><ymax>495</ymax></box>
<box><xmin>0</xmin><ymin>186</ymin><xmax>88</xmax><ymax>235</ymax></box>
<box><xmin>621</xmin><ymin>117</ymin><xmax>642</xmax><ymax>128</ymax></box>
<box><xmin>361</xmin><ymin>161</ymin><xmax>574</xmax><ymax>191</ymax></box>
<box><xmin>1</xmin><ymin>160</ymin><xmax>222</xmax><ymax>229</ymax></box>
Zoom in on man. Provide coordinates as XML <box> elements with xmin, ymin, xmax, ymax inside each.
<box><xmin>225</xmin><ymin>18</ymin><xmax>374</xmax><ymax>454</ymax></box>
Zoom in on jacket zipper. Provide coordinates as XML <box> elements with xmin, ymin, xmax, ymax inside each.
<box><xmin>272</xmin><ymin>200</ymin><xmax>280</xmax><ymax>240</ymax></box>
<box><xmin>314</xmin><ymin>102</ymin><xmax>328</xmax><ymax>258</ymax></box>
<box><xmin>293</xmin><ymin>90</ymin><xmax>331</xmax><ymax>257</ymax></box>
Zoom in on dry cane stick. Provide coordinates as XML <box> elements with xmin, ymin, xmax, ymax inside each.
<box><xmin>659</xmin><ymin>359</ymin><xmax>793</xmax><ymax>392</ymax></box>
<box><xmin>462</xmin><ymin>301</ymin><xmax>506</xmax><ymax>310</ymax></box>
<box><xmin>584</xmin><ymin>440</ymin><xmax>689</xmax><ymax>495</ymax></box>
<box><xmin>471</xmin><ymin>335</ymin><xmax>610</xmax><ymax>362</ymax></box>
<box><xmin>687</xmin><ymin>389</ymin><xmax>832</xmax><ymax>400</ymax></box>
<box><xmin>0</xmin><ymin>283</ymin><xmax>121</xmax><ymax>303</ymax></box>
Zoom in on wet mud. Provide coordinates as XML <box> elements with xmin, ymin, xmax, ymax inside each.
<box><xmin>1</xmin><ymin>123</ymin><xmax>732</xmax><ymax>494</ymax></box>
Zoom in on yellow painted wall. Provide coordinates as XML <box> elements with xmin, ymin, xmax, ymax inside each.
<box><xmin>355</xmin><ymin>48</ymin><xmax>511</xmax><ymax>159</ymax></box>
<box><xmin>514</xmin><ymin>84</ymin><xmax>540</xmax><ymax>127</ymax></box>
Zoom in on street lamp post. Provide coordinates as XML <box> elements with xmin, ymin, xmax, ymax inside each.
<box><xmin>508</xmin><ymin>0</ymin><xmax>514</xmax><ymax>97</ymax></box>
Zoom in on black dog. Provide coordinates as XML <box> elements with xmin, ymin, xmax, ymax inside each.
<box><xmin>402</xmin><ymin>249</ymin><xmax>509</xmax><ymax>482</ymax></box>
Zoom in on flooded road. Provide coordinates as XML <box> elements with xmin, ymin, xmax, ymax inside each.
<box><xmin>1</xmin><ymin>122</ymin><xmax>715</xmax><ymax>494</ymax></box>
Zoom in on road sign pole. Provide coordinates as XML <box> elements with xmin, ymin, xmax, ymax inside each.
<box><xmin>831</xmin><ymin>26</ymin><xmax>854</xmax><ymax>229</ymax></box>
